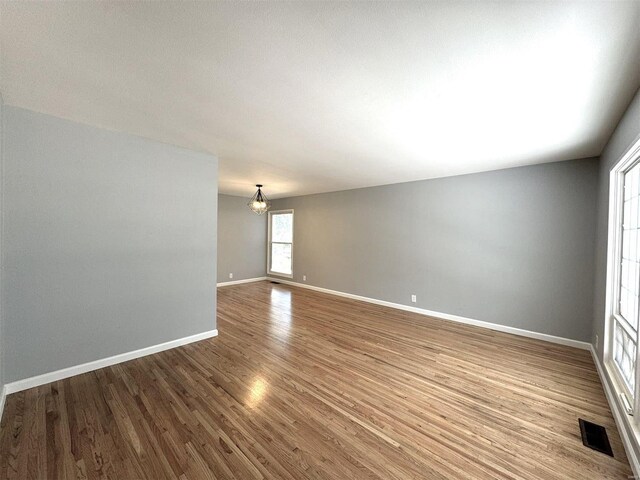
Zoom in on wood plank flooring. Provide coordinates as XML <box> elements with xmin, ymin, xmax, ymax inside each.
<box><xmin>0</xmin><ymin>280</ymin><xmax>633</xmax><ymax>479</ymax></box>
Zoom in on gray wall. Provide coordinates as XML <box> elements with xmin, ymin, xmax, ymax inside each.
<box><xmin>590</xmin><ymin>87</ymin><xmax>640</xmax><ymax>470</ymax></box>
<box><xmin>272</xmin><ymin>158</ymin><xmax>599</xmax><ymax>342</ymax></box>
<box><xmin>593</xmin><ymin>87</ymin><xmax>640</xmax><ymax>361</ymax></box>
<box><xmin>217</xmin><ymin>194</ymin><xmax>266</xmax><ymax>283</ymax></box>
<box><xmin>0</xmin><ymin>94</ymin><xmax>4</xmax><ymax>394</ymax></box>
<box><xmin>2</xmin><ymin>106</ymin><xmax>218</xmax><ymax>383</ymax></box>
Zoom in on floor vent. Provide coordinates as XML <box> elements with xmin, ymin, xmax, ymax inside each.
<box><xmin>270</xmin><ymin>281</ymin><xmax>281</xmax><ymax>284</ymax></box>
<box><xmin>579</xmin><ymin>419</ymin><xmax>613</xmax><ymax>457</ymax></box>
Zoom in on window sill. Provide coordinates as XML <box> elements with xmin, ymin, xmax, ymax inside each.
<box><xmin>268</xmin><ymin>271</ymin><xmax>294</xmax><ymax>279</ymax></box>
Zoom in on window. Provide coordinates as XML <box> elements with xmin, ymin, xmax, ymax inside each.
<box><xmin>606</xmin><ymin>137</ymin><xmax>640</xmax><ymax>417</ymax></box>
<box><xmin>613</xmin><ymin>162</ymin><xmax>640</xmax><ymax>394</ymax></box>
<box><xmin>268</xmin><ymin>210</ymin><xmax>293</xmax><ymax>277</ymax></box>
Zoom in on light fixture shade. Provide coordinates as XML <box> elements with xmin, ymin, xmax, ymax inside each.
<box><xmin>248</xmin><ymin>184</ymin><xmax>271</xmax><ymax>215</ymax></box>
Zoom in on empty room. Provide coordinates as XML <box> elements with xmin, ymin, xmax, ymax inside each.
<box><xmin>1</xmin><ymin>1</ymin><xmax>640</xmax><ymax>479</ymax></box>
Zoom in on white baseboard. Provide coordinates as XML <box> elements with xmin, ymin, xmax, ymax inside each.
<box><xmin>217</xmin><ymin>277</ymin><xmax>266</xmax><ymax>287</ymax></box>
<box><xmin>0</xmin><ymin>385</ymin><xmax>6</xmax><ymax>424</ymax></box>
<box><xmin>589</xmin><ymin>345</ymin><xmax>640</xmax><ymax>477</ymax></box>
<box><xmin>4</xmin><ymin>329</ymin><xmax>218</xmax><ymax>395</ymax></box>
<box><xmin>267</xmin><ymin>277</ymin><xmax>590</xmax><ymax>350</ymax></box>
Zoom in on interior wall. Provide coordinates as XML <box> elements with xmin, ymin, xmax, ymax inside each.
<box><xmin>217</xmin><ymin>194</ymin><xmax>267</xmax><ymax>283</ymax></box>
<box><xmin>590</xmin><ymin>86</ymin><xmax>640</xmax><ymax>472</ymax></box>
<box><xmin>271</xmin><ymin>158</ymin><xmax>599</xmax><ymax>342</ymax></box>
<box><xmin>0</xmin><ymin>94</ymin><xmax>4</xmax><ymax>396</ymax></box>
<box><xmin>592</xmin><ymin>87</ymin><xmax>640</xmax><ymax>361</ymax></box>
<box><xmin>2</xmin><ymin>106</ymin><xmax>218</xmax><ymax>383</ymax></box>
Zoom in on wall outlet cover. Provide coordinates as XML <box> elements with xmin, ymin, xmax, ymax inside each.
<box><xmin>411</xmin><ymin>295</ymin><xmax>417</xmax><ymax>303</ymax></box>
<box><xmin>229</xmin><ymin>273</ymin><xmax>233</xmax><ymax>279</ymax></box>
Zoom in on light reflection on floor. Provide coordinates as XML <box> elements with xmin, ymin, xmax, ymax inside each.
<box><xmin>269</xmin><ymin>287</ymin><xmax>292</xmax><ymax>339</ymax></box>
<box><xmin>246</xmin><ymin>376</ymin><xmax>268</xmax><ymax>409</ymax></box>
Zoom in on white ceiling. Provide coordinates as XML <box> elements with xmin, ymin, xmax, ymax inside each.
<box><xmin>1</xmin><ymin>2</ymin><xmax>639</xmax><ymax>199</ymax></box>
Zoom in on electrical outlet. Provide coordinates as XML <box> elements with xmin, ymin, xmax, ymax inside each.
<box><xmin>229</xmin><ymin>273</ymin><xmax>233</xmax><ymax>279</ymax></box>
<box><xmin>411</xmin><ymin>294</ymin><xmax>417</xmax><ymax>303</ymax></box>
<box><xmin>303</xmin><ymin>275</ymin><xmax>307</xmax><ymax>281</ymax></box>
<box><xmin>595</xmin><ymin>334</ymin><xmax>599</xmax><ymax>350</ymax></box>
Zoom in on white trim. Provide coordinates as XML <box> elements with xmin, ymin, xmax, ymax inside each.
<box><xmin>590</xmin><ymin>345</ymin><xmax>640</xmax><ymax>478</ymax></box>
<box><xmin>267</xmin><ymin>278</ymin><xmax>590</xmax><ymax>350</ymax></box>
<box><xmin>217</xmin><ymin>277</ymin><xmax>267</xmax><ymax>287</ymax></box>
<box><xmin>4</xmin><ymin>329</ymin><xmax>218</xmax><ymax>395</ymax></box>
<box><xmin>0</xmin><ymin>385</ymin><xmax>6</xmax><ymax>424</ymax></box>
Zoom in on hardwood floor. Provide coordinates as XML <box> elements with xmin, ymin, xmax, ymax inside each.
<box><xmin>0</xmin><ymin>280</ymin><xmax>632</xmax><ymax>479</ymax></box>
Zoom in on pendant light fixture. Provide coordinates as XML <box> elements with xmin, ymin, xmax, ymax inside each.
<box><xmin>248</xmin><ymin>184</ymin><xmax>271</xmax><ymax>215</ymax></box>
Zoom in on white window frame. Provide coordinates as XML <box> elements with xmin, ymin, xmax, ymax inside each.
<box><xmin>605</xmin><ymin>135</ymin><xmax>640</xmax><ymax>423</ymax></box>
<box><xmin>267</xmin><ymin>209</ymin><xmax>294</xmax><ymax>278</ymax></box>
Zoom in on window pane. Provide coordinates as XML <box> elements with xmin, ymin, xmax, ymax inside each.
<box><xmin>271</xmin><ymin>243</ymin><xmax>292</xmax><ymax>275</ymax></box>
<box><xmin>619</xmin><ymin>163</ymin><xmax>640</xmax><ymax>331</ymax></box>
<box><xmin>272</xmin><ymin>213</ymin><xmax>293</xmax><ymax>243</ymax></box>
<box><xmin>614</xmin><ymin>320</ymin><xmax>636</xmax><ymax>393</ymax></box>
